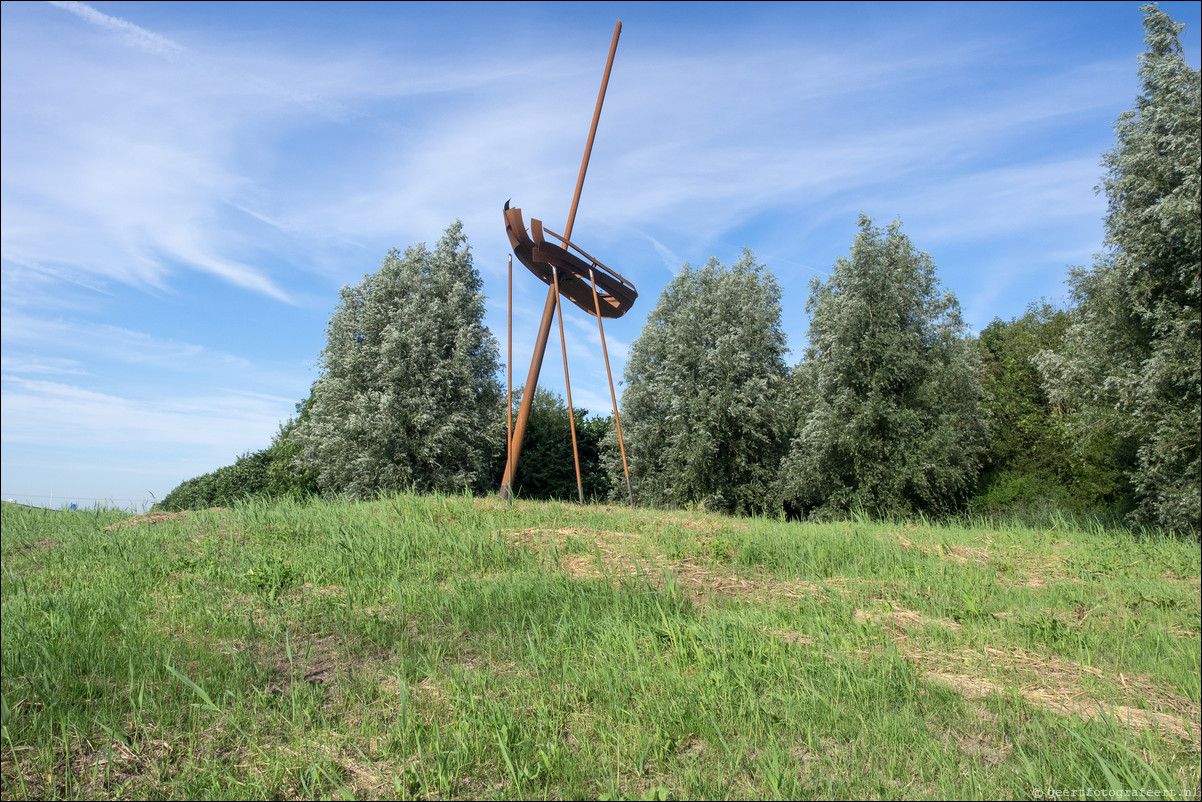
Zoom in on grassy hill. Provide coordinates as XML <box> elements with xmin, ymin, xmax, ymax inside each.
<box><xmin>1</xmin><ymin>496</ymin><xmax>1198</xmax><ymax>799</ymax></box>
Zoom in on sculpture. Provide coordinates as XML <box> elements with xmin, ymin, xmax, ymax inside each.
<box><xmin>500</xmin><ymin>21</ymin><xmax>635</xmax><ymax>506</ymax></box>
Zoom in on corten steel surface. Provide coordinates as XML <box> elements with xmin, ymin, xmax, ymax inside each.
<box><xmin>503</xmin><ymin>202</ymin><xmax>638</xmax><ymax>318</ymax></box>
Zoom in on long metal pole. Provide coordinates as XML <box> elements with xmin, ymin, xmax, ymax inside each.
<box><xmin>563</xmin><ymin>20</ymin><xmax>621</xmax><ymax>244</ymax></box>
<box><xmin>589</xmin><ymin>268</ymin><xmax>634</xmax><ymax>507</ymax></box>
<box><xmin>506</xmin><ymin>254</ymin><xmax>514</xmax><ymax>500</ymax></box>
<box><xmin>553</xmin><ymin>267</ymin><xmax>586</xmax><ymax>503</ymax></box>
<box><xmin>499</xmin><ymin>20</ymin><xmax>622</xmax><ymax>497</ymax></box>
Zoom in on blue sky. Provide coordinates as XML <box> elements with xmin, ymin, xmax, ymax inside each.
<box><xmin>2</xmin><ymin>1</ymin><xmax>1199</xmax><ymax>509</ymax></box>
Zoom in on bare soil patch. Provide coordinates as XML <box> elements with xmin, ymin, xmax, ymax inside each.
<box><xmin>266</xmin><ymin>634</ymin><xmax>351</xmax><ymax>696</ymax></box>
<box><xmin>104</xmin><ymin>508</ymin><xmax>227</xmax><ymax>530</ymax></box>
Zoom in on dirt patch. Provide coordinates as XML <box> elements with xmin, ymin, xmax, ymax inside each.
<box><xmin>267</xmin><ymin>634</ymin><xmax>352</xmax><ymax>695</ymax></box>
<box><xmin>104</xmin><ymin>508</ymin><xmax>227</xmax><ymax>530</ymax></box>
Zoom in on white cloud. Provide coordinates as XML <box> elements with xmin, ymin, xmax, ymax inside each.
<box><xmin>48</xmin><ymin>1</ymin><xmax>184</xmax><ymax>57</ymax></box>
<box><xmin>0</xmin><ymin>375</ymin><xmax>288</xmax><ymax>451</ymax></box>
<box><xmin>640</xmin><ymin>231</ymin><xmax>684</xmax><ymax>276</ymax></box>
<box><xmin>0</xmin><ymin>355</ymin><xmax>90</xmax><ymax>376</ymax></box>
<box><xmin>0</xmin><ymin>315</ymin><xmax>254</xmax><ymax>373</ymax></box>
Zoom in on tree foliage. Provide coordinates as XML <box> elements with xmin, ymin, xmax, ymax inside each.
<box><xmin>294</xmin><ymin>223</ymin><xmax>502</xmax><ymax>499</ymax></box>
<box><xmin>1038</xmin><ymin>6</ymin><xmax>1200</xmax><ymax>534</ymax></box>
<box><xmin>157</xmin><ymin>417</ymin><xmax>317</xmax><ymax>512</ymax></box>
<box><xmin>780</xmin><ymin>215</ymin><xmax>986</xmax><ymax>520</ymax></box>
<box><xmin>975</xmin><ymin>303</ymin><xmax>1131</xmax><ymax>517</ymax></box>
<box><xmin>616</xmin><ymin>250</ymin><xmax>789</xmax><ymax>514</ymax></box>
<box><xmin>508</xmin><ymin>387</ymin><xmax>612</xmax><ymax>501</ymax></box>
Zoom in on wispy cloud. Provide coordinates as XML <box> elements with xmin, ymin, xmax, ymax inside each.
<box><xmin>640</xmin><ymin>232</ymin><xmax>683</xmax><ymax>276</ymax></box>
<box><xmin>48</xmin><ymin>1</ymin><xmax>184</xmax><ymax>57</ymax></box>
<box><xmin>0</xmin><ymin>355</ymin><xmax>90</xmax><ymax>376</ymax></box>
<box><xmin>0</xmin><ymin>375</ymin><xmax>287</xmax><ymax>451</ymax></box>
<box><xmin>0</xmin><ymin>315</ymin><xmax>254</xmax><ymax>373</ymax></box>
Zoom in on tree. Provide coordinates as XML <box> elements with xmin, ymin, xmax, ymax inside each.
<box><xmin>615</xmin><ymin>250</ymin><xmax>790</xmax><ymax>514</ymax></box>
<box><xmin>780</xmin><ymin>215</ymin><xmax>986</xmax><ymax>520</ymax></box>
<box><xmin>294</xmin><ymin>222</ymin><xmax>502</xmax><ymax>498</ymax></box>
<box><xmin>975</xmin><ymin>303</ymin><xmax>1131</xmax><ymax>518</ymax></box>
<box><xmin>1038</xmin><ymin>6</ymin><xmax>1200</xmax><ymax>534</ymax></box>
<box><xmin>507</xmin><ymin>387</ymin><xmax>612</xmax><ymax>501</ymax></box>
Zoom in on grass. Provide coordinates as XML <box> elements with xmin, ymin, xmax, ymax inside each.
<box><xmin>1</xmin><ymin>494</ymin><xmax>1198</xmax><ymax>800</ymax></box>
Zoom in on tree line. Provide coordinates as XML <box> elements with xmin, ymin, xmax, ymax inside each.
<box><xmin>159</xmin><ymin>7</ymin><xmax>1198</xmax><ymax>536</ymax></box>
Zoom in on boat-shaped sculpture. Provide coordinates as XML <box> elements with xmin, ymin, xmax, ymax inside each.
<box><xmin>504</xmin><ymin>201</ymin><xmax>637</xmax><ymax>318</ymax></box>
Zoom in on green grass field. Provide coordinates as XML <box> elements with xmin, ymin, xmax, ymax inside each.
<box><xmin>1</xmin><ymin>495</ymin><xmax>1198</xmax><ymax>800</ymax></box>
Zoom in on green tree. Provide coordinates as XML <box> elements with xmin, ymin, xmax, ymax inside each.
<box><xmin>780</xmin><ymin>215</ymin><xmax>986</xmax><ymax>520</ymax></box>
<box><xmin>1038</xmin><ymin>6</ymin><xmax>1200</xmax><ymax>534</ymax></box>
<box><xmin>157</xmin><ymin>402</ymin><xmax>318</xmax><ymax>512</ymax></box>
<box><xmin>158</xmin><ymin>448</ymin><xmax>273</xmax><ymax>511</ymax></box>
<box><xmin>975</xmin><ymin>303</ymin><xmax>1131</xmax><ymax>518</ymax></box>
<box><xmin>616</xmin><ymin>250</ymin><xmax>789</xmax><ymax>514</ymax></box>
<box><xmin>507</xmin><ymin>387</ymin><xmax>612</xmax><ymax>501</ymax></box>
<box><xmin>294</xmin><ymin>223</ymin><xmax>502</xmax><ymax>498</ymax></box>
<box><xmin>265</xmin><ymin>404</ymin><xmax>319</xmax><ymax>501</ymax></box>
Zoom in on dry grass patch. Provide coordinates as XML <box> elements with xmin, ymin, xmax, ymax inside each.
<box><xmin>764</xmin><ymin>627</ymin><xmax>816</xmax><ymax>646</ymax></box>
<box><xmin>858</xmin><ymin>601</ymin><xmax>1201</xmax><ymax>751</ymax></box>
<box><xmin>935</xmin><ymin>704</ymin><xmax>1013</xmax><ymax>765</ymax></box>
<box><xmin>506</xmin><ymin>526</ymin><xmax>826</xmax><ymax>606</ymax></box>
<box><xmin>1</xmin><ymin>538</ymin><xmax>60</xmax><ymax>557</ymax></box>
<box><xmin>891</xmin><ymin>531</ymin><xmax>993</xmax><ymax>565</ymax></box>
<box><xmin>1162</xmin><ymin>571</ymin><xmax>1202</xmax><ymax>597</ymax></box>
<box><xmin>1</xmin><ymin>721</ymin><xmax>174</xmax><ymax>800</ymax></box>
<box><xmin>855</xmin><ymin>601</ymin><xmax>962</xmax><ymax>634</ymax></box>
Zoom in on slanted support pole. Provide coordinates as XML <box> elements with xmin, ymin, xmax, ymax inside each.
<box><xmin>499</xmin><ymin>285</ymin><xmax>557</xmax><ymax>498</ymax></box>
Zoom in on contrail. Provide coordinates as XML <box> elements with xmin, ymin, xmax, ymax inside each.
<box><xmin>47</xmin><ymin>1</ymin><xmax>184</xmax><ymax>57</ymax></box>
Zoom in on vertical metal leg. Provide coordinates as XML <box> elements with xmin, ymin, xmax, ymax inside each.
<box><xmin>505</xmin><ymin>255</ymin><xmax>514</xmax><ymax>501</ymax></box>
<box><xmin>552</xmin><ymin>267</ymin><xmax>586</xmax><ymax>504</ymax></box>
<box><xmin>589</xmin><ymin>269</ymin><xmax>634</xmax><ymax>508</ymax></box>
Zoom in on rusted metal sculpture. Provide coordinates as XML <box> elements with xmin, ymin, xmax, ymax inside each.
<box><xmin>504</xmin><ymin>204</ymin><xmax>638</xmax><ymax>318</ymax></box>
<box><xmin>501</xmin><ymin>21</ymin><xmax>635</xmax><ymax>506</ymax></box>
